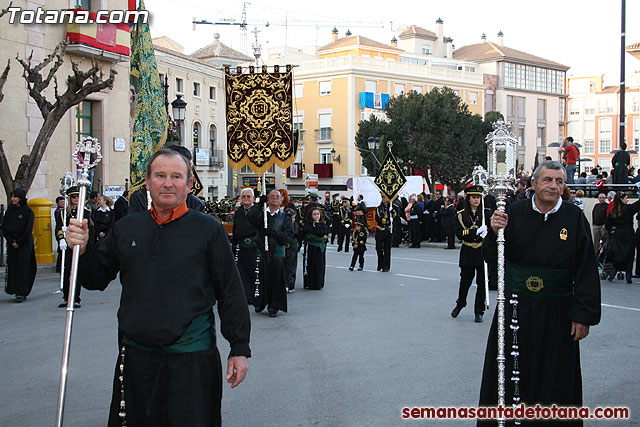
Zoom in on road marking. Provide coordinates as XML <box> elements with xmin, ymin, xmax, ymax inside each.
<box><xmin>327</xmin><ymin>265</ymin><xmax>386</xmax><ymax>274</ymax></box>
<box><xmin>395</xmin><ymin>273</ymin><xmax>438</xmax><ymax>281</ymax></box>
<box><xmin>602</xmin><ymin>303</ymin><xmax>640</xmax><ymax>312</ymax></box>
<box><xmin>360</xmin><ymin>253</ymin><xmax>458</xmax><ymax>265</ymax></box>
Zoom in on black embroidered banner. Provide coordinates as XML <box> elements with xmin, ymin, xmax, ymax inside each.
<box><xmin>225</xmin><ymin>65</ymin><xmax>295</xmax><ymax>175</ymax></box>
<box><xmin>374</xmin><ymin>150</ymin><xmax>407</xmax><ymax>202</ymax></box>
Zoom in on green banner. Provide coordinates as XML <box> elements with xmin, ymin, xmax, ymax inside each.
<box><xmin>129</xmin><ymin>0</ymin><xmax>167</xmax><ymax>192</ymax></box>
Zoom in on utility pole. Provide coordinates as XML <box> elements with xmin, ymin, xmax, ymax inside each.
<box><xmin>619</xmin><ymin>0</ymin><xmax>626</xmax><ymax>149</ymax></box>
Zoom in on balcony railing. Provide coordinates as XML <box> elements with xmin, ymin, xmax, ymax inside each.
<box><xmin>210</xmin><ymin>149</ymin><xmax>225</xmax><ymax>168</ymax></box>
<box><xmin>314</xmin><ymin>128</ymin><xmax>332</xmax><ymax>142</ymax></box>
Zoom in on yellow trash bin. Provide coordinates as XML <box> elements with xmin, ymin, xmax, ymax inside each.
<box><xmin>27</xmin><ymin>198</ymin><xmax>56</xmax><ymax>264</ymax></box>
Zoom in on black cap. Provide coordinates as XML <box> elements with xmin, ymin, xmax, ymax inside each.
<box><xmin>464</xmin><ymin>185</ymin><xmax>484</xmax><ymax>196</ymax></box>
<box><xmin>66</xmin><ymin>186</ymin><xmax>80</xmax><ymax>196</ymax></box>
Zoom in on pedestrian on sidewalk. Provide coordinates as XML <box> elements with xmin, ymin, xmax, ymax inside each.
<box><xmin>2</xmin><ymin>188</ymin><xmax>36</xmax><ymax>303</ymax></box>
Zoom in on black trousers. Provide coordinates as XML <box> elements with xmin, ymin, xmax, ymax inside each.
<box><xmin>108</xmin><ymin>346</ymin><xmax>222</xmax><ymax>427</ymax></box>
<box><xmin>56</xmin><ymin>248</ymin><xmax>62</xmax><ymax>273</ymax></box>
<box><xmin>392</xmin><ymin>218</ymin><xmax>402</xmax><ymax>247</ymax></box>
<box><xmin>62</xmin><ymin>249</ymin><xmax>81</xmax><ymax>303</ymax></box>
<box><xmin>444</xmin><ymin>225</ymin><xmax>455</xmax><ymax>249</ymax></box>
<box><xmin>284</xmin><ymin>246</ymin><xmax>298</xmax><ymax>290</ymax></box>
<box><xmin>350</xmin><ymin>247</ymin><xmax>365</xmax><ymax>268</ymax></box>
<box><xmin>236</xmin><ymin>245</ymin><xmax>257</xmax><ymax>302</ymax></box>
<box><xmin>409</xmin><ymin>219</ymin><xmax>421</xmax><ymax>247</ymax></box>
<box><xmin>456</xmin><ymin>266</ymin><xmax>486</xmax><ymax>314</ymax></box>
<box><xmin>375</xmin><ymin>231</ymin><xmax>392</xmax><ymax>270</ymax></box>
<box><xmin>330</xmin><ymin>215</ymin><xmax>340</xmax><ymax>244</ymax></box>
<box><xmin>337</xmin><ymin>226</ymin><xmax>350</xmax><ymax>252</ymax></box>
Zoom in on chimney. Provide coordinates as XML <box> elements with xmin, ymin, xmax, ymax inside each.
<box><xmin>391</xmin><ymin>36</ymin><xmax>397</xmax><ymax>48</ymax></box>
<box><xmin>435</xmin><ymin>17</ymin><xmax>444</xmax><ymax>57</ymax></box>
<box><xmin>497</xmin><ymin>30</ymin><xmax>504</xmax><ymax>46</ymax></box>
<box><xmin>331</xmin><ymin>27</ymin><xmax>338</xmax><ymax>43</ymax></box>
<box><xmin>446</xmin><ymin>38</ymin><xmax>453</xmax><ymax>59</ymax></box>
<box><xmin>481</xmin><ymin>33</ymin><xmax>487</xmax><ymax>43</ymax></box>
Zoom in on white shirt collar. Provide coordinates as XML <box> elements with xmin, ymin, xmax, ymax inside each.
<box><xmin>98</xmin><ymin>206</ymin><xmax>110</xmax><ymax>212</ymax></box>
<box><xmin>531</xmin><ymin>195</ymin><xmax>562</xmax><ymax>221</ymax></box>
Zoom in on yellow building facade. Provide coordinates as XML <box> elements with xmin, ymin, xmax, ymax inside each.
<box><xmin>283</xmin><ymin>30</ymin><xmax>485</xmax><ymax>196</ymax></box>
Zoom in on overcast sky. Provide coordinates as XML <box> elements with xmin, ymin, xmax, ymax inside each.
<box><xmin>146</xmin><ymin>0</ymin><xmax>640</xmax><ymax>87</ymax></box>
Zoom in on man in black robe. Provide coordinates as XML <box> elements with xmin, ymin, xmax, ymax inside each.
<box><xmin>439</xmin><ymin>196</ymin><xmax>456</xmax><ymax>249</ymax></box>
<box><xmin>66</xmin><ymin>149</ymin><xmax>250</xmax><ymax>426</ymax></box>
<box><xmin>113</xmin><ymin>190</ymin><xmax>128</xmax><ymax>222</ymax></box>
<box><xmin>248</xmin><ymin>190</ymin><xmax>294</xmax><ymax>317</ymax></box>
<box><xmin>479</xmin><ymin>161</ymin><xmax>601</xmax><ymax>426</ymax></box>
<box><xmin>375</xmin><ymin>197</ymin><xmax>395</xmax><ymax>272</ymax></box>
<box><xmin>611</xmin><ymin>143</ymin><xmax>631</xmax><ymax>184</ymax></box>
<box><xmin>431</xmin><ymin>191</ymin><xmax>445</xmax><ymax>241</ymax></box>
<box><xmin>2</xmin><ymin>188</ymin><xmax>37</xmax><ymax>302</ymax></box>
<box><xmin>232</xmin><ymin>188</ymin><xmax>258</xmax><ymax>302</ymax></box>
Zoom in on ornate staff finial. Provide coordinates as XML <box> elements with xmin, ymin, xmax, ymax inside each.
<box><xmin>72</xmin><ymin>136</ymin><xmax>102</xmax><ymax>187</ymax></box>
<box><xmin>59</xmin><ymin>172</ymin><xmax>75</xmax><ymax>196</ymax></box>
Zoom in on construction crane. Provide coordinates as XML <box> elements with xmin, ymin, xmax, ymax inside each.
<box><xmin>193</xmin><ymin>3</ymin><xmax>384</xmax><ymax>56</ymax></box>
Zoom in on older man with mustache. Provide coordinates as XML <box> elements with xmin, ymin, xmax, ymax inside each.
<box><xmin>478</xmin><ymin>160</ymin><xmax>601</xmax><ymax>426</ymax></box>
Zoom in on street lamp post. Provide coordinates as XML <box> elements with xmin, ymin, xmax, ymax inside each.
<box><xmin>367</xmin><ymin>136</ymin><xmax>381</xmax><ymax>175</ymax></box>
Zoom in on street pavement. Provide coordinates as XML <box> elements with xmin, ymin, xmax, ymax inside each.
<box><xmin>1</xmin><ymin>242</ymin><xmax>639</xmax><ymax>426</ymax></box>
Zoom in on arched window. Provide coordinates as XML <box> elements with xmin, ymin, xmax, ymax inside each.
<box><xmin>209</xmin><ymin>124</ymin><xmax>217</xmax><ymax>152</ymax></box>
<box><xmin>193</xmin><ymin>121</ymin><xmax>201</xmax><ymax>149</ymax></box>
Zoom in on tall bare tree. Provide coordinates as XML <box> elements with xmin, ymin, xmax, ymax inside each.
<box><xmin>0</xmin><ymin>41</ymin><xmax>117</xmax><ymax>200</ymax></box>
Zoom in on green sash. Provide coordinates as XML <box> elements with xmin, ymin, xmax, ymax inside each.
<box><xmin>286</xmin><ymin>237</ymin><xmax>298</xmax><ymax>249</ymax></box>
<box><xmin>505</xmin><ymin>260</ymin><xmax>573</xmax><ymax>299</ymax></box>
<box><xmin>306</xmin><ymin>233</ymin><xmax>327</xmax><ymax>253</ymax></box>
<box><xmin>258</xmin><ymin>244</ymin><xmax>286</xmax><ymax>258</ymax></box>
<box><xmin>239</xmin><ymin>236</ymin><xmax>257</xmax><ymax>248</ymax></box>
<box><xmin>123</xmin><ymin>311</ymin><xmax>215</xmax><ymax>353</ymax></box>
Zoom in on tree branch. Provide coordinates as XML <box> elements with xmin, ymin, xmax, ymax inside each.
<box><xmin>6</xmin><ymin>41</ymin><xmax>118</xmax><ymax>194</ymax></box>
<box><xmin>0</xmin><ymin>2</ymin><xmax>13</xmax><ymax>19</ymax></box>
<box><xmin>0</xmin><ymin>140</ymin><xmax>15</xmax><ymax>198</ymax></box>
<box><xmin>0</xmin><ymin>59</ymin><xmax>9</xmax><ymax>104</ymax></box>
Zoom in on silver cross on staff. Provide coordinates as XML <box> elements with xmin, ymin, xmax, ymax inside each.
<box><xmin>56</xmin><ymin>136</ymin><xmax>102</xmax><ymax>427</ymax></box>
<box><xmin>73</xmin><ymin>136</ymin><xmax>103</xmax><ymax>187</ymax></box>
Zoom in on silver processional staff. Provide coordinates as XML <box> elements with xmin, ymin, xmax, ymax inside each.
<box><xmin>55</xmin><ymin>136</ymin><xmax>102</xmax><ymax>427</ymax></box>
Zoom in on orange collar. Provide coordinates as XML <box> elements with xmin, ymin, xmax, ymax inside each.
<box><xmin>150</xmin><ymin>202</ymin><xmax>189</xmax><ymax>225</ymax></box>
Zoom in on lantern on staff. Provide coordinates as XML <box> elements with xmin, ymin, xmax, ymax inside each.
<box><xmin>485</xmin><ymin>120</ymin><xmax>518</xmax><ymax>427</ymax></box>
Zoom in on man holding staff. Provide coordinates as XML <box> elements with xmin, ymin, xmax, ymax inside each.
<box><xmin>66</xmin><ymin>148</ymin><xmax>250</xmax><ymax>426</ymax></box>
<box><xmin>478</xmin><ymin>161</ymin><xmax>600</xmax><ymax>425</ymax></box>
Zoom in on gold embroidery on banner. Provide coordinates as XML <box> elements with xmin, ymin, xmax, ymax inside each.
<box><xmin>560</xmin><ymin>228</ymin><xmax>568</xmax><ymax>241</ymax></box>
<box><xmin>225</xmin><ymin>65</ymin><xmax>294</xmax><ymax>175</ymax></box>
<box><xmin>374</xmin><ymin>150</ymin><xmax>406</xmax><ymax>202</ymax></box>
<box><xmin>525</xmin><ymin>276</ymin><xmax>544</xmax><ymax>292</ymax></box>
